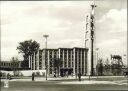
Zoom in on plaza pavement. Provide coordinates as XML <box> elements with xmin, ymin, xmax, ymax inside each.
<box><xmin>1</xmin><ymin>76</ymin><xmax>128</xmax><ymax>86</ymax></box>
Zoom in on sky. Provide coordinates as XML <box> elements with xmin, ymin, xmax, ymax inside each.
<box><xmin>0</xmin><ymin>0</ymin><xmax>127</xmax><ymax>64</ymax></box>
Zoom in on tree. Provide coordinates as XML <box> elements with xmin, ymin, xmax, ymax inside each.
<box><xmin>17</xmin><ymin>39</ymin><xmax>40</xmax><ymax>68</ymax></box>
<box><xmin>96</xmin><ymin>59</ymin><xmax>104</xmax><ymax>76</ymax></box>
<box><xmin>104</xmin><ymin>58</ymin><xmax>111</xmax><ymax>75</ymax></box>
<box><xmin>10</xmin><ymin>57</ymin><xmax>20</xmax><ymax>76</ymax></box>
<box><xmin>51</xmin><ymin>58</ymin><xmax>62</xmax><ymax>77</ymax></box>
<box><xmin>111</xmin><ymin>55</ymin><xmax>123</xmax><ymax>75</ymax></box>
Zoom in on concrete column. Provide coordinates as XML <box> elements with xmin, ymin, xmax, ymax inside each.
<box><xmin>77</xmin><ymin>50</ymin><xmax>79</xmax><ymax>75</ymax></box>
<box><xmin>58</xmin><ymin>49</ymin><xmax>60</xmax><ymax>59</ymax></box>
<box><xmin>38</xmin><ymin>51</ymin><xmax>40</xmax><ymax>70</ymax></box>
<box><xmin>67</xmin><ymin>50</ymin><xmax>68</xmax><ymax>68</ymax></box>
<box><xmin>36</xmin><ymin>51</ymin><xmax>38</xmax><ymax>70</ymax></box>
<box><xmin>58</xmin><ymin>49</ymin><xmax>61</xmax><ymax>75</ymax></box>
<box><xmin>83</xmin><ymin>50</ymin><xmax>86</xmax><ymax>75</ymax></box>
<box><xmin>31</xmin><ymin>55</ymin><xmax>32</xmax><ymax>70</ymax></box>
<box><xmin>30</xmin><ymin>55</ymin><xmax>32</xmax><ymax>69</ymax></box>
<box><xmin>71</xmin><ymin>51</ymin><xmax>72</xmax><ymax>68</ymax></box>
<box><xmin>33</xmin><ymin>52</ymin><xmax>35</xmax><ymax>70</ymax></box>
<box><xmin>32</xmin><ymin>54</ymin><xmax>34</xmax><ymax>70</ymax></box>
<box><xmin>53</xmin><ymin>50</ymin><xmax>56</xmax><ymax>74</ymax></box>
<box><xmin>73</xmin><ymin>49</ymin><xmax>76</xmax><ymax>75</ymax></box>
<box><xmin>63</xmin><ymin>50</ymin><xmax>64</xmax><ymax>68</ymax></box>
<box><xmin>38</xmin><ymin>50</ymin><xmax>40</xmax><ymax>70</ymax></box>
<box><xmin>47</xmin><ymin>50</ymin><xmax>50</xmax><ymax>75</ymax></box>
<box><xmin>29</xmin><ymin>55</ymin><xmax>30</xmax><ymax>68</ymax></box>
<box><xmin>42</xmin><ymin>50</ymin><xmax>45</xmax><ymax>70</ymax></box>
<box><xmin>80</xmin><ymin>50</ymin><xmax>83</xmax><ymax>74</ymax></box>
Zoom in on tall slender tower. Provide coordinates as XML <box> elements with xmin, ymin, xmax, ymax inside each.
<box><xmin>85</xmin><ymin>0</ymin><xmax>96</xmax><ymax>76</ymax></box>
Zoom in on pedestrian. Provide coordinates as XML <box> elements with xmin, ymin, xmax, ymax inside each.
<box><xmin>7</xmin><ymin>73</ymin><xmax>11</xmax><ymax>80</ymax></box>
<box><xmin>32</xmin><ymin>72</ymin><xmax>35</xmax><ymax>81</ymax></box>
<box><xmin>66</xmin><ymin>71</ymin><xmax>68</xmax><ymax>78</ymax></box>
<box><xmin>7</xmin><ymin>73</ymin><xmax>9</xmax><ymax>79</ymax></box>
<box><xmin>54</xmin><ymin>72</ymin><xmax>56</xmax><ymax>77</ymax></box>
<box><xmin>78</xmin><ymin>73</ymin><xmax>81</xmax><ymax>81</ymax></box>
<box><xmin>4</xmin><ymin>73</ymin><xmax>9</xmax><ymax>88</ymax></box>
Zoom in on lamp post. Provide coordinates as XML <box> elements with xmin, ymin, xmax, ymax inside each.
<box><xmin>96</xmin><ymin>48</ymin><xmax>99</xmax><ymax>77</ymax></box>
<box><xmin>96</xmin><ymin>48</ymin><xmax>99</xmax><ymax>65</ymax></box>
<box><xmin>43</xmin><ymin>34</ymin><xmax>49</xmax><ymax>80</ymax></box>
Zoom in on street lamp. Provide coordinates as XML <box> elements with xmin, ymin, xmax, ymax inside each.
<box><xmin>43</xmin><ymin>34</ymin><xmax>49</xmax><ymax>80</ymax></box>
<box><xmin>96</xmin><ymin>48</ymin><xmax>99</xmax><ymax>64</ymax></box>
<box><xmin>96</xmin><ymin>48</ymin><xmax>99</xmax><ymax>77</ymax></box>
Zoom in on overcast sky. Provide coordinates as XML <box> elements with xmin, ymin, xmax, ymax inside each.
<box><xmin>1</xmin><ymin>0</ymin><xmax>127</xmax><ymax>64</ymax></box>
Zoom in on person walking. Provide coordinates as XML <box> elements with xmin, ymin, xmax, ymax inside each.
<box><xmin>78</xmin><ymin>73</ymin><xmax>81</xmax><ymax>81</ymax></box>
<box><xmin>32</xmin><ymin>72</ymin><xmax>35</xmax><ymax>81</ymax></box>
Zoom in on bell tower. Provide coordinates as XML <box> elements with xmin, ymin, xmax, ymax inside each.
<box><xmin>85</xmin><ymin>0</ymin><xmax>97</xmax><ymax>76</ymax></box>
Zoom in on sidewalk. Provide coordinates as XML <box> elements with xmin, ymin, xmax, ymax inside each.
<box><xmin>1</xmin><ymin>76</ymin><xmax>76</xmax><ymax>82</ymax></box>
<box><xmin>59</xmin><ymin>80</ymin><xmax>128</xmax><ymax>85</ymax></box>
<box><xmin>1</xmin><ymin>76</ymin><xmax>127</xmax><ymax>85</ymax></box>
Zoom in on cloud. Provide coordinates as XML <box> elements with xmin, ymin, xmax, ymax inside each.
<box><xmin>95</xmin><ymin>0</ymin><xmax>127</xmax><ymax>20</ymax></box>
<box><xmin>49</xmin><ymin>39</ymin><xmax>83</xmax><ymax>48</ymax></box>
<box><xmin>95</xmin><ymin>8</ymin><xmax>127</xmax><ymax>62</ymax></box>
<box><xmin>96</xmin><ymin>8</ymin><xmax>127</xmax><ymax>41</ymax></box>
<box><xmin>97</xmin><ymin>9</ymin><xmax>127</xmax><ymax>33</ymax></box>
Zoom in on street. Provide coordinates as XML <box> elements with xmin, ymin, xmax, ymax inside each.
<box><xmin>1</xmin><ymin>76</ymin><xmax>128</xmax><ymax>91</ymax></box>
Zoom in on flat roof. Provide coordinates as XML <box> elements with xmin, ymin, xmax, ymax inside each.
<box><xmin>40</xmin><ymin>47</ymin><xmax>88</xmax><ymax>50</ymax></box>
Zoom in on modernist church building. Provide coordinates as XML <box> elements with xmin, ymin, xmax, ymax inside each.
<box><xmin>29</xmin><ymin>47</ymin><xmax>88</xmax><ymax>76</ymax></box>
<box><xmin>28</xmin><ymin>2</ymin><xmax>96</xmax><ymax>76</ymax></box>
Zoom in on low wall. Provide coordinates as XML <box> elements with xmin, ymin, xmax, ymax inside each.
<box><xmin>1</xmin><ymin>70</ymin><xmax>46</xmax><ymax>77</ymax></box>
<box><xmin>20</xmin><ymin>70</ymin><xmax>46</xmax><ymax>76</ymax></box>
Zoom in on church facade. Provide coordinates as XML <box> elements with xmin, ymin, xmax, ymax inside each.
<box><xmin>29</xmin><ymin>47</ymin><xmax>88</xmax><ymax>76</ymax></box>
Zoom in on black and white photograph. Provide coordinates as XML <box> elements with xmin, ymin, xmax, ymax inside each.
<box><xmin>0</xmin><ymin>0</ymin><xmax>127</xmax><ymax>91</ymax></box>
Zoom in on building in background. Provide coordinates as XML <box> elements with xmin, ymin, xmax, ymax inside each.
<box><xmin>0</xmin><ymin>61</ymin><xmax>22</xmax><ymax>71</ymax></box>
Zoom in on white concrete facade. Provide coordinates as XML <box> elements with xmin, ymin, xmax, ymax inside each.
<box><xmin>29</xmin><ymin>47</ymin><xmax>88</xmax><ymax>76</ymax></box>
